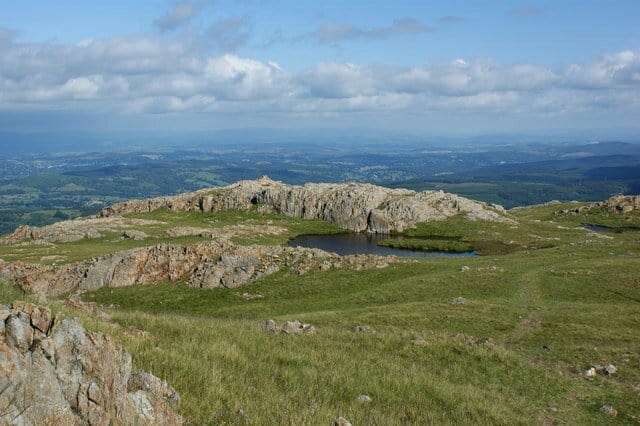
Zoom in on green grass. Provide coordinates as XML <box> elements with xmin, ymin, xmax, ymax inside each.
<box><xmin>511</xmin><ymin>202</ymin><xmax>640</xmax><ymax>231</ymax></box>
<box><xmin>82</xmin><ymin>216</ymin><xmax>640</xmax><ymax>424</ymax></box>
<box><xmin>385</xmin><ymin>215</ymin><xmax>564</xmax><ymax>255</ymax></box>
<box><xmin>3</xmin><ymin>204</ymin><xmax>640</xmax><ymax>424</ymax></box>
<box><xmin>0</xmin><ymin>280</ymin><xmax>26</xmax><ymax>304</ymax></box>
<box><xmin>0</xmin><ymin>208</ymin><xmax>343</xmax><ymax>265</ymax></box>
<box><xmin>378</xmin><ymin>237</ymin><xmax>474</xmax><ymax>253</ymax></box>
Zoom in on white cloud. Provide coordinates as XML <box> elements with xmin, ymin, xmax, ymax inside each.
<box><xmin>0</xmin><ymin>29</ymin><xmax>638</xmax><ymax>119</ymax></box>
<box><xmin>566</xmin><ymin>50</ymin><xmax>640</xmax><ymax>89</ymax></box>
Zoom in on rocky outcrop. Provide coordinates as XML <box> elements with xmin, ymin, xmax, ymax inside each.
<box><xmin>262</xmin><ymin>319</ymin><xmax>316</xmax><ymax>335</ymax></box>
<box><xmin>2</xmin><ymin>219</ymin><xmax>286</xmax><ymax>248</ymax></box>
<box><xmin>555</xmin><ymin>195</ymin><xmax>640</xmax><ymax>215</ymax></box>
<box><xmin>100</xmin><ymin>176</ymin><xmax>509</xmax><ymax>233</ymax></box>
<box><xmin>0</xmin><ymin>241</ymin><xmax>396</xmax><ymax>297</ymax></box>
<box><xmin>2</xmin><ymin>217</ymin><xmax>164</xmax><ymax>245</ymax></box>
<box><xmin>605</xmin><ymin>195</ymin><xmax>640</xmax><ymax>214</ymax></box>
<box><xmin>165</xmin><ymin>224</ymin><xmax>287</xmax><ymax>239</ymax></box>
<box><xmin>0</xmin><ymin>301</ymin><xmax>182</xmax><ymax>425</ymax></box>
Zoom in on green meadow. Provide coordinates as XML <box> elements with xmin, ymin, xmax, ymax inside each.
<box><xmin>1</xmin><ymin>203</ymin><xmax>639</xmax><ymax>424</ymax></box>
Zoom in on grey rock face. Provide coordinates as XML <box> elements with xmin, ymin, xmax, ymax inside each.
<box><xmin>2</xmin><ymin>239</ymin><xmax>397</xmax><ymax>297</ymax></box>
<box><xmin>189</xmin><ymin>254</ymin><xmax>265</xmax><ymax>289</ymax></box>
<box><xmin>0</xmin><ymin>301</ymin><xmax>183</xmax><ymax>425</ymax></box>
<box><xmin>5</xmin><ymin>312</ymin><xmax>33</xmax><ymax>353</ymax></box>
<box><xmin>101</xmin><ymin>176</ymin><xmax>510</xmax><ymax>233</ymax></box>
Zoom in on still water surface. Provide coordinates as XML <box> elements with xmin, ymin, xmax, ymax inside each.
<box><xmin>287</xmin><ymin>233</ymin><xmax>477</xmax><ymax>258</ymax></box>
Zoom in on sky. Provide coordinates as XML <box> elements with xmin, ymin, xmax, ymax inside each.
<box><xmin>1</xmin><ymin>1</ymin><xmax>640</xmax><ymax>141</ymax></box>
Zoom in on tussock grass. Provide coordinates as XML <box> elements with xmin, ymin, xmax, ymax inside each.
<box><xmin>85</xmin><ymin>233</ymin><xmax>640</xmax><ymax>423</ymax></box>
<box><xmin>3</xmin><ymin>203</ymin><xmax>640</xmax><ymax>423</ymax></box>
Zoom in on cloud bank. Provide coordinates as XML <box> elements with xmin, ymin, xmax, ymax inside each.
<box><xmin>0</xmin><ymin>29</ymin><xmax>639</xmax><ymax>120</ymax></box>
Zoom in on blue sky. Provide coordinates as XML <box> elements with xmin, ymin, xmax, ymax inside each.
<box><xmin>1</xmin><ymin>1</ymin><xmax>640</xmax><ymax>139</ymax></box>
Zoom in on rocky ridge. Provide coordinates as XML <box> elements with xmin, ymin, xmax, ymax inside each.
<box><xmin>0</xmin><ymin>301</ymin><xmax>182</xmax><ymax>425</ymax></box>
<box><xmin>0</xmin><ymin>241</ymin><xmax>396</xmax><ymax>297</ymax></box>
<box><xmin>1</xmin><ymin>217</ymin><xmax>164</xmax><ymax>245</ymax></box>
<box><xmin>100</xmin><ymin>176</ymin><xmax>509</xmax><ymax>233</ymax></box>
<box><xmin>604</xmin><ymin>195</ymin><xmax>640</xmax><ymax>214</ymax></box>
<box><xmin>556</xmin><ymin>194</ymin><xmax>640</xmax><ymax>215</ymax></box>
<box><xmin>1</xmin><ymin>218</ymin><xmax>288</xmax><ymax>247</ymax></box>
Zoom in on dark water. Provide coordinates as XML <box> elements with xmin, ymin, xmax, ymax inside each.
<box><xmin>583</xmin><ymin>224</ymin><xmax>613</xmax><ymax>233</ymax></box>
<box><xmin>287</xmin><ymin>233</ymin><xmax>477</xmax><ymax>258</ymax></box>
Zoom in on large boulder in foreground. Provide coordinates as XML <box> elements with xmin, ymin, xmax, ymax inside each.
<box><xmin>100</xmin><ymin>176</ymin><xmax>509</xmax><ymax>233</ymax></box>
<box><xmin>0</xmin><ymin>301</ymin><xmax>182</xmax><ymax>425</ymax></box>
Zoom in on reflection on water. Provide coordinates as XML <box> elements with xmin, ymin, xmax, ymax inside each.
<box><xmin>287</xmin><ymin>233</ymin><xmax>477</xmax><ymax>258</ymax></box>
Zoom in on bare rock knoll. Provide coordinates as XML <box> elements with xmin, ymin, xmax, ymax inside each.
<box><xmin>100</xmin><ymin>176</ymin><xmax>508</xmax><ymax>233</ymax></box>
<box><xmin>2</xmin><ymin>217</ymin><xmax>163</xmax><ymax>245</ymax></box>
<box><xmin>0</xmin><ymin>241</ymin><xmax>394</xmax><ymax>297</ymax></box>
<box><xmin>555</xmin><ymin>194</ymin><xmax>640</xmax><ymax>215</ymax></box>
<box><xmin>0</xmin><ymin>301</ymin><xmax>182</xmax><ymax>425</ymax></box>
<box><xmin>605</xmin><ymin>195</ymin><xmax>640</xmax><ymax>214</ymax></box>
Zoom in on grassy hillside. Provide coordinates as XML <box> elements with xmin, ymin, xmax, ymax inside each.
<box><xmin>2</xmin><ymin>204</ymin><xmax>639</xmax><ymax>424</ymax></box>
<box><xmin>0</xmin><ymin>209</ymin><xmax>342</xmax><ymax>265</ymax></box>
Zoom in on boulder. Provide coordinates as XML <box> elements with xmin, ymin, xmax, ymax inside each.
<box><xmin>262</xmin><ymin>319</ymin><xmax>316</xmax><ymax>335</ymax></box>
<box><xmin>584</xmin><ymin>367</ymin><xmax>597</xmax><ymax>378</ymax></box>
<box><xmin>600</xmin><ymin>404</ymin><xmax>618</xmax><ymax>417</ymax></box>
<box><xmin>122</xmin><ymin>229</ymin><xmax>148</xmax><ymax>240</ymax></box>
<box><xmin>0</xmin><ymin>302</ymin><xmax>182</xmax><ymax>425</ymax></box>
<box><xmin>262</xmin><ymin>319</ymin><xmax>279</xmax><ymax>333</ymax></box>
<box><xmin>356</xmin><ymin>394</ymin><xmax>372</xmax><ymax>403</ymax></box>
<box><xmin>333</xmin><ymin>417</ymin><xmax>352</xmax><ymax>426</ymax></box>
<box><xmin>450</xmin><ymin>297</ymin><xmax>467</xmax><ymax>305</ymax></box>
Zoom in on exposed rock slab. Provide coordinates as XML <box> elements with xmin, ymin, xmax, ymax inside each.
<box><xmin>100</xmin><ymin>176</ymin><xmax>509</xmax><ymax>233</ymax></box>
<box><xmin>165</xmin><ymin>223</ymin><xmax>287</xmax><ymax>239</ymax></box>
<box><xmin>604</xmin><ymin>195</ymin><xmax>640</xmax><ymax>214</ymax></box>
<box><xmin>0</xmin><ymin>241</ymin><xmax>396</xmax><ymax>297</ymax></box>
<box><xmin>0</xmin><ymin>301</ymin><xmax>182</xmax><ymax>425</ymax></box>
<box><xmin>2</xmin><ymin>217</ymin><xmax>164</xmax><ymax>245</ymax></box>
<box><xmin>555</xmin><ymin>194</ymin><xmax>640</xmax><ymax>215</ymax></box>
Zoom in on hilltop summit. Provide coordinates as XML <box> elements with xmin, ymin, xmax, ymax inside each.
<box><xmin>101</xmin><ymin>177</ymin><xmax>508</xmax><ymax>233</ymax></box>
